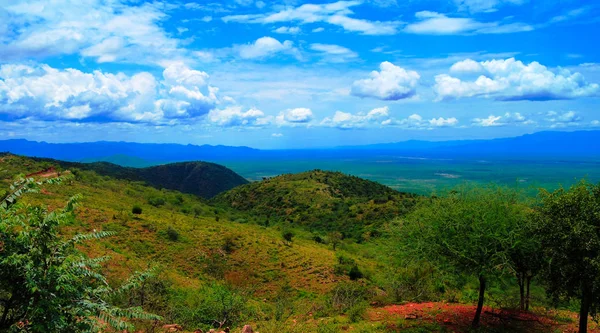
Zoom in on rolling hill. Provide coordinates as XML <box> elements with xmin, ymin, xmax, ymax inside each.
<box><xmin>212</xmin><ymin>170</ymin><xmax>418</xmax><ymax>239</ymax></box>
<box><xmin>0</xmin><ymin>153</ymin><xmax>248</xmax><ymax>199</ymax></box>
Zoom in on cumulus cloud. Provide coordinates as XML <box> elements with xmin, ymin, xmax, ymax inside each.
<box><xmin>222</xmin><ymin>1</ymin><xmax>400</xmax><ymax>35</ymax></box>
<box><xmin>1</xmin><ymin>0</ymin><xmax>185</xmax><ymax>65</ymax></box>
<box><xmin>434</xmin><ymin>58</ymin><xmax>600</xmax><ymax>101</ymax></box>
<box><xmin>351</xmin><ymin>62</ymin><xmax>420</xmax><ymax>100</ymax></box>
<box><xmin>208</xmin><ymin>106</ymin><xmax>269</xmax><ymax>127</ymax></box>
<box><xmin>236</xmin><ymin>37</ymin><xmax>298</xmax><ymax>59</ymax></box>
<box><xmin>321</xmin><ymin>106</ymin><xmax>391</xmax><ymax>129</ymax></box>
<box><xmin>272</xmin><ymin>132</ymin><xmax>284</xmax><ymax>137</ymax></box>
<box><xmin>320</xmin><ymin>107</ymin><xmax>459</xmax><ymax>129</ymax></box>
<box><xmin>450</xmin><ymin>59</ymin><xmax>483</xmax><ymax>73</ymax></box>
<box><xmin>404</xmin><ymin>11</ymin><xmax>533</xmax><ymax>35</ymax></box>
<box><xmin>277</xmin><ymin>108</ymin><xmax>314</xmax><ymax>124</ymax></box>
<box><xmin>0</xmin><ymin>62</ymin><xmax>222</xmax><ymax>123</ymax></box>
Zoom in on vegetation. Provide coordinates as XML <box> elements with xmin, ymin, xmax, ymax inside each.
<box><xmin>535</xmin><ymin>181</ymin><xmax>600</xmax><ymax>333</ymax></box>
<box><xmin>0</xmin><ymin>178</ymin><xmax>158</xmax><ymax>332</ymax></box>
<box><xmin>1</xmin><ymin>153</ymin><xmax>600</xmax><ymax>333</ymax></box>
<box><xmin>213</xmin><ymin>170</ymin><xmax>418</xmax><ymax>239</ymax></box>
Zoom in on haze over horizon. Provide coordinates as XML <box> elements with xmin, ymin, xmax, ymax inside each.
<box><xmin>1</xmin><ymin>0</ymin><xmax>599</xmax><ymax>149</ymax></box>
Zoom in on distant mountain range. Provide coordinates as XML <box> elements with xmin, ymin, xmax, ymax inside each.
<box><xmin>1</xmin><ymin>130</ymin><xmax>600</xmax><ymax>167</ymax></box>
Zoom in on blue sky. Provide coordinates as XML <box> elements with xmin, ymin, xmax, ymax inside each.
<box><xmin>0</xmin><ymin>0</ymin><xmax>599</xmax><ymax>148</ymax></box>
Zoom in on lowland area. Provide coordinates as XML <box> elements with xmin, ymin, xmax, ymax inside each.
<box><xmin>1</xmin><ymin>151</ymin><xmax>600</xmax><ymax>333</ymax></box>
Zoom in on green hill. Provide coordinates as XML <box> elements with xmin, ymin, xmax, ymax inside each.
<box><xmin>0</xmin><ymin>153</ymin><xmax>249</xmax><ymax>199</ymax></box>
<box><xmin>212</xmin><ymin>170</ymin><xmax>418</xmax><ymax>239</ymax></box>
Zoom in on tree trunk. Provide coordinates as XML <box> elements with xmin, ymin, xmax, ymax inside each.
<box><xmin>525</xmin><ymin>275</ymin><xmax>532</xmax><ymax>311</ymax></box>
<box><xmin>472</xmin><ymin>275</ymin><xmax>486</xmax><ymax>328</ymax></box>
<box><xmin>518</xmin><ymin>272</ymin><xmax>525</xmax><ymax>311</ymax></box>
<box><xmin>579</xmin><ymin>286</ymin><xmax>590</xmax><ymax>333</ymax></box>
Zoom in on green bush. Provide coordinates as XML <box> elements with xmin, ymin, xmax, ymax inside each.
<box><xmin>132</xmin><ymin>205</ymin><xmax>143</xmax><ymax>215</ymax></box>
<box><xmin>148</xmin><ymin>196</ymin><xmax>166</xmax><ymax>207</ymax></box>
<box><xmin>347</xmin><ymin>301</ymin><xmax>368</xmax><ymax>323</ymax></box>
<box><xmin>166</xmin><ymin>226</ymin><xmax>179</xmax><ymax>241</ymax></box>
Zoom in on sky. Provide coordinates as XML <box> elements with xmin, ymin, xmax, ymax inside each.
<box><xmin>0</xmin><ymin>0</ymin><xmax>599</xmax><ymax>148</ymax></box>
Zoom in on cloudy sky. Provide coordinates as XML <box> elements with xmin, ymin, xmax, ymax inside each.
<box><xmin>0</xmin><ymin>0</ymin><xmax>599</xmax><ymax>148</ymax></box>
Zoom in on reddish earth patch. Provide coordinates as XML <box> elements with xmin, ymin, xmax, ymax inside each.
<box><xmin>370</xmin><ymin>302</ymin><xmax>599</xmax><ymax>332</ymax></box>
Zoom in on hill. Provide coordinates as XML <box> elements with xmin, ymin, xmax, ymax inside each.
<box><xmin>0</xmin><ymin>153</ymin><xmax>248</xmax><ymax>199</ymax></box>
<box><xmin>212</xmin><ymin>170</ymin><xmax>418</xmax><ymax>239</ymax></box>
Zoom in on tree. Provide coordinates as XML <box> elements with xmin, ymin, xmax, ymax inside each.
<box><xmin>132</xmin><ymin>205</ymin><xmax>143</xmax><ymax>215</ymax></box>
<box><xmin>404</xmin><ymin>185</ymin><xmax>527</xmax><ymax>327</ymax></box>
<box><xmin>535</xmin><ymin>181</ymin><xmax>600</xmax><ymax>333</ymax></box>
<box><xmin>509</xmin><ymin>219</ymin><xmax>543</xmax><ymax>311</ymax></box>
<box><xmin>328</xmin><ymin>231</ymin><xmax>343</xmax><ymax>251</ymax></box>
<box><xmin>0</xmin><ymin>179</ymin><xmax>159</xmax><ymax>332</ymax></box>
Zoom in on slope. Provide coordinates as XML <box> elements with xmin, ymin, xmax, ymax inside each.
<box><xmin>212</xmin><ymin>170</ymin><xmax>418</xmax><ymax>239</ymax></box>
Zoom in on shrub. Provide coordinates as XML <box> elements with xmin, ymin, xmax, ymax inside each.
<box><xmin>330</xmin><ymin>281</ymin><xmax>367</xmax><ymax>312</ymax></box>
<box><xmin>348</xmin><ymin>264</ymin><xmax>364</xmax><ymax>281</ymax></box>
<box><xmin>148</xmin><ymin>196</ymin><xmax>166</xmax><ymax>207</ymax></box>
<box><xmin>166</xmin><ymin>226</ymin><xmax>179</xmax><ymax>241</ymax></box>
<box><xmin>347</xmin><ymin>301</ymin><xmax>368</xmax><ymax>323</ymax></box>
<box><xmin>132</xmin><ymin>205</ymin><xmax>143</xmax><ymax>215</ymax></box>
<box><xmin>282</xmin><ymin>230</ymin><xmax>294</xmax><ymax>244</ymax></box>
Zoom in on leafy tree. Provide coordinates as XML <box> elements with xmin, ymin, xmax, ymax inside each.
<box><xmin>404</xmin><ymin>185</ymin><xmax>527</xmax><ymax>327</ymax></box>
<box><xmin>534</xmin><ymin>181</ymin><xmax>600</xmax><ymax>333</ymax></box>
<box><xmin>0</xmin><ymin>178</ymin><xmax>159</xmax><ymax>332</ymax></box>
<box><xmin>509</xmin><ymin>218</ymin><xmax>543</xmax><ymax>311</ymax></box>
<box><xmin>328</xmin><ymin>231</ymin><xmax>343</xmax><ymax>251</ymax></box>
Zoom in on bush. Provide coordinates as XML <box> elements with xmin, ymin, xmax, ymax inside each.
<box><xmin>348</xmin><ymin>264</ymin><xmax>364</xmax><ymax>281</ymax></box>
<box><xmin>148</xmin><ymin>196</ymin><xmax>166</xmax><ymax>207</ymax></box>
<box><xmin>347</xmin><ymin>301</ymin><xmax>368</xmax><ymax>323</ymax></box>
<box><xmin>132</xmin><ymin>205</ymin><xmax>143</xmax><ymax>215</ymax></box>
<box><xmin>282</xmin><ymin>230</ymin><xmax>294</xmax><ymax>244</ymax></box>
<box><xmin>330</xmin><ymin>281</ymin><xmax>367</xmax><ymax>312</ymax></box>
<box><xmin>166</xmin><ymin>226</ymin><xmax>179</xmax><ymax>241</ymax></box>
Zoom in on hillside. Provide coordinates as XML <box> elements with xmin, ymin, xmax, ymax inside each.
<box><xmin>0</xmin><ymin>153</ymin><xmax>249</xmax><ymax>199</ymax></box>
<box><xmin>213</xmin><ymin>170</ymin><xmax>418</xmax><ymax>239</ymax></box>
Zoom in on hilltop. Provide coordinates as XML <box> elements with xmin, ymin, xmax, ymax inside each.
<box><xmin>213</xmin><ymin>170</ymin><xmax>418</xmax><ymax>239</ymax></box>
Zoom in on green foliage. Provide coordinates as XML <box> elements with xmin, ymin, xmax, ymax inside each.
<box><xmin>148</xmin><ymin>196</ymin><xmax>166</xmax><ymax>207</ymax></box>
<box><xmin>212</xmin><ymin>170</ymin><xmax>418</xmax><ymax>239</ymax></box>
<box><xmin>282</xmin><ymin>230</ymin><xmax>294</xmax><ymax>244</ymax></box>
<box><xmin>166</xmin><ymin>226</ymin><xmax>180</xmax><ymax>242</ymax></box>
<box><xmin>170</xmin><ymin>283</ymin><xmax>246</xmax><ymax>330</ymax></box>
<box><xmin>329</xmin><ymin>281</ymin><xmax>368</xmax><ymax>312</ymax></box>
<box><xmin>535</xmin><ymin>180</ymin><xmax>600</xmax><ymax>332</ymax></box>
<box><xmin>0</xmin><ymin>196</ymin><xmax>160</xmax><ymax>332</ymax></box>
<box><xmin>402</xmin><ymin>185</ymin><xmax>529</xmax><ymax>326</ymax></box>
<box><xmin>132</xmin><ymin>205</ymin><xmax>143</xmax><ymax>215</ymax></box>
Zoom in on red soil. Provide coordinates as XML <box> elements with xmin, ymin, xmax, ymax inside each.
<box><xmin>370</xmin><ymin>302</ymin><xmax>599</xmax><ymax>332</ymax></box>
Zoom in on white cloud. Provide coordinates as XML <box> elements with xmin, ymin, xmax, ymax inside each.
<box><xmin>429</xmin><ymin>117</ymin><xmax>459</xmax><ymax>127</ymax></box>
<box><xmin>544</xmin><ymin>111</ymin><xmax>582</xmax><ymax>127</ymax></box>
<box><xmin>272</xmin><ymin>132</ymin><xmax>284</xmax><ymax>137</ymax></box>
<box><xmin>472</xmin><ymin>112</ymin><xmax>532</xmax><ymax>127</ymax></box>
<box><xmin>450</xmin><ymin>59</ymin><xmax>483</xmax><ymax>73</ymax></box>
<box><xmin>273</xmin><ymin>26</ymin><xmax>301</xmax><ymax>34</ymax></box>
<box><xmin>236</xmin><ymin>37</ymin><xmax>298</xmax><ymax>59</ymax></box>
<box><xmin>277</xmin><ymin>108</ymin><xmax>314</xmax><ymax>124</ymax></box>
<box><xmin>310</xmin><ymin>43</ymin><xmax>358</xmax><ymax>62</ymax></box>
<box><xmin>321</xmin><ymin>106</ymin><xmax>391</xmax><ymax>129</ymax></box>
<box><xmin>222</xmin><ymin>1</ymin><xmax>400</xmax><ymax>35</ymax></box>
<box><xmin>454</xmin><ymin>0</ymin><xmax>528</xmax><ymax>13</ymax></box>
<box><xmin>320</xmin><ymin>107</ymin><xmax>459</xmax><ymax>129</ymax></box>
<box><xmin>0</xmin><ymin>62</ymin><xmax>223</xmax><ymax>123</ymax></box>
<box><xmin>208</xmin><ymin>106</ymin><xmax>269</xmax><ymax>127</ymax></box>
<box><xmin>591</xmin><ymin>120</ymin><xmax>600</xmax><ymax>127</ymax></box>
<box><xmin>351</xmin><ymin>62</ymin><xmax>420</xmax><ymax>100</ymax></box>
<box><xmin>435</xmin><ymin>58</ymin><xmax>600</xmax><ymax>101</ymax></box>
<box><xmin>1</xmin><ymin>0</ymin><xmax>186</xmax><ymax>66</ymax></box>
<box><xmin>312</xmin><ymin>27</ymin><xmax>325</xmax><ymax>32</ymax></box>
<box><xmin>405</xmin><ymin>11</ymin><xmax>533</xmax><ymax>35</ymax></box>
